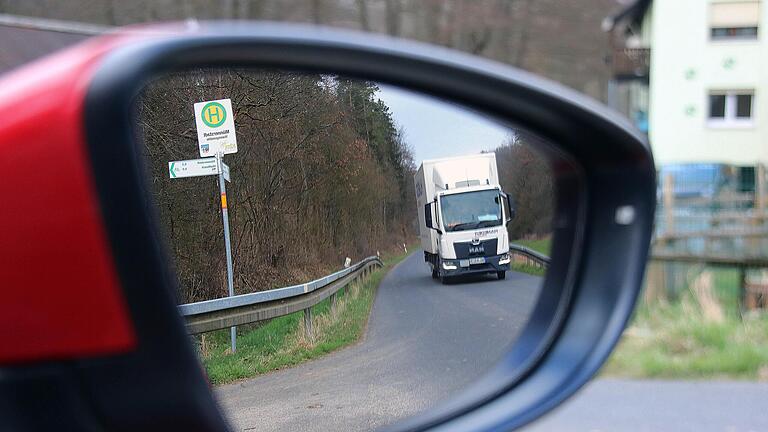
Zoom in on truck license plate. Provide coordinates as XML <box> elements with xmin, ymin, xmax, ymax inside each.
<box><xmin>469</xmin><ymin>257</ymin><xmax>486</xmax><ymax>265</ymax></box>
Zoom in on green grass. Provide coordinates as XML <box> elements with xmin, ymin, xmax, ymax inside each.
<box><xmin>510</xmin><ymin>237</ymin><xmax>550</xmax><ymax>276</ymax></box>
<box><xmin>510</xmin><ymin>239</ymin><xmax>768</xmax><ymax>379</ymax></box>
<box><xmin>604</xmin><ymin>300</ymin><xmax>768</xmax><ymax>379</ymax></box>
<box><xmin>198</xmin><ymin>248</ymin><xmax>414</xmax><ymax>385</ymax></box>
<box><xmin>511</xmin><ymin>262</ymin><xmax>546</xmax><ymax>276</ymax></box>
<box><xmin>512</xmin><ymin>238</ymin><xmax>551</xmax><ymax>255</ymax></box>
<box><xmin>605</xmin><ymin>265</ymin><xmax>768</xmax><ymax>379</ymax></box>
<box><xmin>515</xmin><ymin>238</ymin><xmax>768</xmax><ymax>379</ymax></box>
<box><xmin>712</xmin><ymin>267</ymin><xmax>742</xmax><ymax>315</ymax></box>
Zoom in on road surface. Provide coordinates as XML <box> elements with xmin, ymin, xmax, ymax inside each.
<box><xmin>524</xmin><ymin>379</ymin><xmax>768</xmax><ymax>432</ymax></box>
<box><xmin>214</xmin><ymin>251</ymin><xmax>768</xmax><ymax>431</ymax></box>
<box><xmin>215</xmin><ymin>250</ymin><xmax>542</xmax><ymax>431</ymax></box>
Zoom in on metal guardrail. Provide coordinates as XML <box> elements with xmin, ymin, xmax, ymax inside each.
<box><xmin>179</xmin><ymin>256</ymin><xmax>383</xmax><ymax>335</ymax></box>
<box><xmin>509</xmin><ymin>244</ymin><xmax>550</xmax><ymax>269</ymax></box>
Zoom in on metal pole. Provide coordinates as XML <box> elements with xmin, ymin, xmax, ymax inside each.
<box><xmin>330</xmin><ymin>292</ymin><xmax>337</xmax><ymax>315</ymax></box>
<box><xmin>217</xmin><ymin>153</ymin><xmax>236</xmax><ymax>353</ymax></box>
<box><xmin>304</xmin><ymin>307</ymin><xmax>313</xmax><ymax>341</ymax></box>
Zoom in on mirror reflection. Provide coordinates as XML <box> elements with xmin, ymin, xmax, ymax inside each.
<box><xmin>135</xmin><ymin>69</ymin><xmax>558</xmax><ymax>431</ymax></box>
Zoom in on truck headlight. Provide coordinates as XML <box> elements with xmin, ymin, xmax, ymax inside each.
<box><xmin>499</xmin><ymin>253</ymin><xmax>511</xmax><ymax>265</ymax></box>
<box><xmin>442</xmin><ymin>260</ymin><xmax>457</xmax><ymax>270</ymax></box>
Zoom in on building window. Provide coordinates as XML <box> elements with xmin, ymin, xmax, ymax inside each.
<box><xmin>710</xmin><ymin>1</ymin><xmax>760</xmax><ymax>40</ymax></box>
<box><xmin>707</xmin><ymin>91</ymin><xmax>754</xmax><ymax>127</ymax></box>
<box><xmin>711</xmin><ymin>26</ymin><xmax>758</xmax><ymax>39</ymax></box>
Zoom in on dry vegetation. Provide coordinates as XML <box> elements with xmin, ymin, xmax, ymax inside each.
<box><xmin>606</xmin><ymin>269</ymin><xmax>768</xmax><ymax>379</ymax></box>
<box><xmin>496</xmin><ymin>139</ymin><xmax>554</xmax><ymax>238</ymax></box>
<box><xmin>1</xmin><ymin>0</ymin><xmax>620</xmax><ymax>101</ymax></box>
<box><xmin>137</xmin><ymin>70</ymin><xmax>415</xmax><ymax>303</ymax></box>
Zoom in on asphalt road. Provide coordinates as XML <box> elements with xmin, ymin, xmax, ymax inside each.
<box><xmin>524</xmin><ymin>379</ymin><xmax>768</xmax><ymax>432</ymax></box>
<box><xmin>215</xmin><ymin>250</ymin><xmax>543</xmax><ymax>431</ymax></box>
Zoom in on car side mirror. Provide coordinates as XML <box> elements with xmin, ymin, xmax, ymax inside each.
<box><xmin>0</xmin><ymin>22</ymin><xmax>655</xmax><ymax>432</ymax></box>
<box><xmin>424</xmin><ymin>202</ymin><xmax>433</xmax><ymax>229</ymax></box>
<box><xmin>505</xmin><ymin>193</ymin><xmax>516</xmax><ymax>223</ymax></box>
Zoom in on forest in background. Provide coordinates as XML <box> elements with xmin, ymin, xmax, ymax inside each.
<box><xmin>495</xmin><ymin>138</ymin><xmax>554</xmax><ymax>239</ymax></box>
<box><xmin>1</xmin><ymin>0</ymin><xmax>620</xmax><ymax>102</ymax></box>
<box><xmin>138</xmin><ymin>70</ymin><xmax>415</xmax><ymax>303</ymax></box>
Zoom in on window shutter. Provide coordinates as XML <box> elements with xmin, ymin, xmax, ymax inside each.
<box><xmin>710</xmin><ymin>1</ymin><xmax>760</xmax><ymax>27</ymax></box>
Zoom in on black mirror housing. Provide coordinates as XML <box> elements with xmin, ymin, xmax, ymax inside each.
<box><xmin>424</xmin><ymin>202</ymin><xmax>434</xmax><ymax>230</ymax></box>
<box><xmin>424</xmin><ymin>202</ymin><xmax>443</xmax><ymax>235</ymax></box>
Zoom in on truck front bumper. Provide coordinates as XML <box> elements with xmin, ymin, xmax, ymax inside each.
<box><xmin>440</xmin><ymin>253</ymin><xmax>511</xmax><ymax>277</ymax></box>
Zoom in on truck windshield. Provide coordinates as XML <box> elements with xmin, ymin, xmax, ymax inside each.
<box><xmin>440</xmin><ymin>189</ymin><xmax>503</xmax><ymax>232</ymax></box>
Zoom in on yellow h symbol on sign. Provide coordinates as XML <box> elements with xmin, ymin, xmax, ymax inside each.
<box><xmin>202</xmin><ymin>102</ymin><xmax>227</xmax><ymax>127</ymax></box>
<box><xmin>206</xmin><ymin>106</ymin><xmax>221</xmax><ymax>123</ymax></box>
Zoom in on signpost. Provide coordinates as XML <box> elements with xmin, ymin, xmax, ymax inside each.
<box><xmin>170</xmin><ymin>98</ymin><xmax>239</xmax><ymax>353</ymax></box>
<box><xmin>168</xmin><ymin>158</ymin><xmax>218</xmax><ymax>179</ymax></box>
<box><xmin>215</xmin><ymin>152</ymin><xmax>236</xmax><ymax>353</ymax></box>
<box><xmin>221</xmin><ymin>161</ymin><xmax>230</xmax><ymax>183</ymax></box>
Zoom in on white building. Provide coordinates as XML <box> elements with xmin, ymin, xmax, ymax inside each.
<box><xmin>607</xmin><ymin>0</ymin><xmax>766</xmax><ymax>166</ymax></box>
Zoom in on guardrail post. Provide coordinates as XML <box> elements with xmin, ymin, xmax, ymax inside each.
<box><xmin>739</xmin><ymin>266</ymin><xmax>748</xmax><ymax>313</ymax></box>
<box><xmin>330</xmin><ymin>292</ymin><xmax>337</xmax><ymax>315</ymax></box>
<box><xmin>303</xmin><ymin>307</ymin><xmax>313</xmax><ymax>341</ymax></box>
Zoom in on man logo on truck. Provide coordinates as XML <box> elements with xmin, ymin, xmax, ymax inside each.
<box><xmin>469</xmin><ymin>245</ymin><xmax>485</xmax><ymax>254</ymax></box>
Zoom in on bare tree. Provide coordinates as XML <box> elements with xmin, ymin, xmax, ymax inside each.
<box><xmin>495</xmin><ymin>136</ymin><xmax>554</xmax><ymax>239</ymax></box>
<box><xmin>311</xmin><ymin>0</ymin><xmax>323</xmax><ymax>24</ymax></box>
<box><xmin>384</xmin><ymin>0</ymin><xmax>402</xmax><ymax>36</ymax></box>
<box><xmin>136</xmin><ymin>69</ymin><xmax>416</xmax><ymax>303</ymax></box>
<box><xmin>356</xmin><ymin>0</ymin><xmax>370</xmax><ymax>31</ymax></box>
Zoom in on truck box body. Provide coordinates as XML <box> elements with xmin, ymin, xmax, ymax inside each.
<box><xmin>414</xmin><ymin>153</ymin><xmax>512</xmax><ymax>281</ymax></box>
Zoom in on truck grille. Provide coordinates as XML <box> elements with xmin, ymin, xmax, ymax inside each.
<box><xmin>453</xmin><ymin>239</ymin><xmax>498</xmax><ymax>259</ymax></box>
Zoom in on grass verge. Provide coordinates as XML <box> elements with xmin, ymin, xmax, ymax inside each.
<box><xmin>510</xmin><ymin>262</ymin><xmax>546</xmax><ymax>276</ymax></box>
<box><xmin>512</xmin><ymin>238</ymin><xmax>551</xmax><ymax>255</ymax></box>
<box><xmin>513</xmin><ymin>238</ymin><xmax>768</xmax><ymax>379</ymax></box>
<box><xmin>199</xmin><ymin>247</ymin><xmax>415</xmax><ymax>385</ymax></box>
<box><xmin>510</xmin><ymin>237</ymin><xmax>550</xmax><ymax>276</ymax></box>
<box><xmin>604</xmin><ymin>265</ymin><xmax>768</xmax><ymax>380</ymax></box>
<box><xmin>604</xmin><ymin>303</ymin><xmax>768</xmax><ymax>379</ymax></box>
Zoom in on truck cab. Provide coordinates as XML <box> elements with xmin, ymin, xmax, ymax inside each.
<box><xmin>414</xmin><ymin>154</ymin><xmax>514</xmax><ymax>283</ymax></box>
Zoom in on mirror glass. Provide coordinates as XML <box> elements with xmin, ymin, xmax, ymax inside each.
<box><xmin>135</xmin><ymin>68</ymin><xmax>561</xmax><ymax>431</ymax></box>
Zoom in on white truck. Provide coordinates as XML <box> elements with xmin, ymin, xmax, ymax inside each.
<box><xmin>414</xmin><ymin>153</ymin><xmax>514</xmax><ymax>283</ymax></box>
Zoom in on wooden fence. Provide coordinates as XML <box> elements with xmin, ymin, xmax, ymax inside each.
<box><xmin>650</xmin><ymin>164</ymin><xmax>768</xmax><ymax>311</ymax></box>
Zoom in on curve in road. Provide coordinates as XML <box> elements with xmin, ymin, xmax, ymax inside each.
<box><xmin>216</xmin><ymin>250</ymin><xmax>543</xmax><ymax>431</ymax></box>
